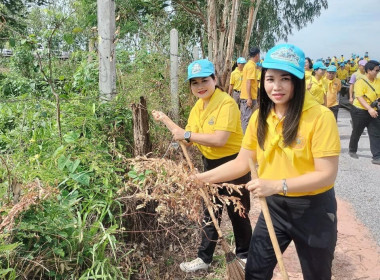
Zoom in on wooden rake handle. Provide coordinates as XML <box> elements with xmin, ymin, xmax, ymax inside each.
<box><xmin>248</xmin><ymin>158</ymin><xmax>289</xmax><ymax>280</ymax></box>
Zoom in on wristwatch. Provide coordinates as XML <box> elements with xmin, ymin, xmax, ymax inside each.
<box><xmin>184</xmin><ymin>131</ymin><xmax>192</xmax><ymax>143</ymax></box>
<box><xmin>282</xmin><ymin>179</ymin><xmax>288</xmax><ymax>196</ymax></box>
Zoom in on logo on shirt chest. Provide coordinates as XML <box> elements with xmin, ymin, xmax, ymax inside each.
<box><xmin>208</xmin><ymin>116</ymin><xmax>215</xmax><ymax>125</ymax></box>
<box><xmin>291</xmin><ymin>135</ymin><xmax>305</xmax><ymax>149</ymax></box>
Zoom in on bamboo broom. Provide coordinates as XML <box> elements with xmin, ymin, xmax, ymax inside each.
<box><xmin>248</xmin><ymin>158</ymin><xmax>289</xmax><ymax>280</ymax></box>
<box><xmin>179</xmin><ymin>142</ymin><xmax>245</xmax><ymax>280</ymax></box>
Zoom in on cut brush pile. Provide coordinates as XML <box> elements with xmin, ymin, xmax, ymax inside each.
<box><xmin>121</xmin><ymin>156</ymin><xmax>246</xmax><ymax>225</ymax></box>
<box><xmin>120</xmin><ymin>155</ymin><xmax>248</xmax><ymax>279</ymax></box>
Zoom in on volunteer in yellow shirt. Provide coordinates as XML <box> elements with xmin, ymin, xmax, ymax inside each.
<box><xmin>325</xmin><ymin>65</ymin><xmax>342</xmax><ymax>120</ymax></box>
<box><xmin>256</xmin><ymin>62</ymin><xmax>262</xmax><ymax>88</ymax></box>
<box><xmin>195</xmin><ymin>44</ymin><xmax>340</xmax><ymax>279</ymax></box>
<box><xmin>308</xmin><ymin>61</ymin><xmax>327</xmax><ymax>105</ymax></box>
<box><xmin>349</xmin><ymin>60</ymin><xmax>357</xmax><ymax>76</ymax></box>
<box><xmin>304</xmin><ymin>57</ymin><xmax>313</xmax><ymax>84</ymax></box>
<box><xmin>349</xmin><ymin>60</ymin><xmax>380</xmax><ymax>165</ymax></box>
<box><xmin>240</xmin><ymin>47</ymin><xmax>260</xmax><ymax>132</ymax></box>
<box><xmin>228</xmin><ymin>57</ymin><xmax>246</xmax><ymax>105</ymax></box>
<box><xmin>152</xmin><ymin>59</ymin><xmax>252</xmax><ymax>272</ymax></box>
<box><xmin>349</xmin><ymin>59</ymin><xmax>367</xmax><ymax>104</ymax></box>
<box><xmin>337</xmin><ymin>63</ymin><xmax>349</xmax><ymax>82</ymax></box>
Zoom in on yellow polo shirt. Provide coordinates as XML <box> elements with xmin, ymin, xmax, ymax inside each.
<box><xmin>257</xmin><ymin>68</ymin><xmax>262</xmax><ymax>88</ymax></box>
<box><xmin>308</xmin><ymin>76</ymin><xmax>326</xmax><ymax>105</ymax></box>
<box><xmin>242</xmin><ymin>92</ymin><xmax>340</xmax><ymax>196</ymax></box>
<box><xmin>353</xmin><ymin>78</ymin><xmax>380</xmax><ymax>110</ymax></box>
<box><xmin>349</xmin><ymin>65</ymin><xmax>357</xmax><ymax>76</ymax></box>
<box><xmin>240</xmin><ymin>60</ymin><xmax>258</xmax><ymax>100</ymax></box>
<box><xmin>305</xmin><ymin>70</ymin><xmax>312</xmax><ymax>82</ymax></box>
<box><xmin>337</xmin><ymin>68</ymin><xmax>348</xmax><ymax>81</ymax></box>
<box><xmin>185</xmin><ymin>88</ymin><xmax>243</xmax><ymax>159</ymax></box>
<box><xmin>326</xmin><ymin>78</ymin><xmax>341</xmax><ymax>107</ymax></box>
<box><xmin>229</xmin><ymin>68</ymin><xmax>243</xmax><ymax>91</ymax></box>
<box><xmin>352</xmin><ymin>70</ymin><xmax>366</xmax><ymax>82</ymax></box>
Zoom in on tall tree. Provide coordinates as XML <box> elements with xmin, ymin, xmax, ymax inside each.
<box><xmin>169</xmin><ymin>0</ymin><xmax>328</xmax><ymax>88</ymax></box>
<box><xmin>0</xmin><ymin>0</ymin><xmax>49</xmax><ymax>46</ymax></box>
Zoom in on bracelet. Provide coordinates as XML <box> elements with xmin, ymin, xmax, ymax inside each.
<box><xmin>282</xmin><ymin>179</ymin><xmax>288</xmax><ymax>196</ymax></box>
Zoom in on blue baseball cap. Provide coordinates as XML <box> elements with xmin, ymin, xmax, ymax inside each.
<box><xmin>187</xmin><ymin>59</ymin><xmax>215</xmax><ymax>80</ymax></box>
<box><xmin>237</xmin><ymin>57</ymin><xmax>247</xmax><ymax>64</ymax></box>
<box><xmin>262</xmin><ymin>43</ymin><xmax>305</xmax><ymax>79</ymax></box>
<box><xmin>326</xmin><ymin>65</ymin><xmax>337</xmax><ymax>72</ymax></box>
<box><xmin>256</xmin><ymin>62</ymin><xmax>262</xmax><ymax>67</ymax></box>
<box><xmin>313</xmin><ymin>61</ymin><xmax>327</xmax><ymax>70</ymax></box>
<box><xmin>340</xmin><ymin>63</ymin><xmax>345</xmax><ymax>66</ymax></box>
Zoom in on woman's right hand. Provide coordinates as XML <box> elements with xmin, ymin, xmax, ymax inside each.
<box><xmin>152</xmin><ymin>110</ymin><xmax>166</xmax><ymax>121</ymax></box>
<box><xmin>368</xmin><ymin>108</ymin><xmax>379</xmax><ymax>118</ymax></box>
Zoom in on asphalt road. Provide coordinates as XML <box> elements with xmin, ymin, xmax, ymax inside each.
<box><xmin>334</xmin><ymin>107</ymin><xmax>380</xmax><ymax>246</ymax></box>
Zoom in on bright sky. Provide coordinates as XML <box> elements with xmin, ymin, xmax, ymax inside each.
<box><xmin>277</xmin><ymin>0</ymin><xmax>380</xmax><ymax>61</ymax></box>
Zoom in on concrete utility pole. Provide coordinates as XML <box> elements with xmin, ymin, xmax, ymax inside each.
<box><xmin>192</xmin><ymin>46</ymin><xmax>199</xmax><ymax>60</ymax></box>
<box><xmin>97</xmin><ymin>0</ymin><xmax>116</xmax><ymax>101</ymax></box>
<box><xmin>170</xmin><ymin>29</ymin><xmax>179</xmax><ymax>122</ymax></box>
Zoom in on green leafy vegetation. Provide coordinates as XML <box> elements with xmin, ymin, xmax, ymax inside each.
<box><xmin>0</xmin><ymin>0</ymin><xmax>329</xmax><ymax>278</ymax></box>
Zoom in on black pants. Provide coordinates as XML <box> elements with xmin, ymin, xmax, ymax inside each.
<box><xmin>245</xmin><ymin>188</ymin><xmax>337</xmax><ymax>280</ymax></box>
<box><xmin>328</xmin><ymin>105</ymin><xmax>339</xmax><ymax>121</ymax></box>
<box><xmin>198</xmin><ymin>154</ymin><xmax>252</xmax><ymax>264</ymax></box>
<box><xmin>349</xmin><ymin>106</ymin><xmax>380</xmax><ymax>160</ymax></box>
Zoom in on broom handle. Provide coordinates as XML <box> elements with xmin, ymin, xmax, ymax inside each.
<box><xmin>179</xmin><ymin>142</ymin><xmax>227</xmax><ymax>242</ymax></box>
<box><xmin>248</xmin><ymin>158</ymin><xmax>289</xmax><ymax>280</ymax></box>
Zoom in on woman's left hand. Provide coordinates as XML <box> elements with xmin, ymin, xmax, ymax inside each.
<box><xmin>171</xmin><ymin>127</ymin><xmax>186</xmax><ymax>141</ymax></box>
<box><xmin>246</xmin><ymin>178</ymin><xmax>281</xmax><ymax>198</ymax></box>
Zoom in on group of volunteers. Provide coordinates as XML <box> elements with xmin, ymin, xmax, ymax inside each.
<box><xmin>230</xmin><ymin>50</ymin><xmax>380</xmax><ymax>166</ymax></box>
<box><xmin>152</xmin><ymin>43</ymin><xmax>342</xmax><ymax>280</ymax></box>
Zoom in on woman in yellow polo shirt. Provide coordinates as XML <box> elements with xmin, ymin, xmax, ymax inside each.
<box><xmin>308</xmin><ymin>61</ymin><xmax>327</xmax><ymax>105</ymax></box>
<box><xmin>348</xmin><ymin>60</ymin><xmax>380</xmax><ymax>165</ymax></box>
<box><xmin>152</xmin><ymin>59</ymin><xmax>252</xmax><ymax>273</ymax></box>
<box><xmin>195</xmin><ymin>44</ymin><xmax>340</xmax><ymax>279</ymax></box>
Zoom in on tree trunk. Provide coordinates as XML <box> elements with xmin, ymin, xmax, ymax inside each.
<box><xmin>132</xmin><ymin>96</ymin><xmax>151</xmax><ymax>156</ymax></box>
<box><xmin>220</xmin><ymin>0</ymin><xmax>240</xmax><ymax>88</ymax></box>
<box><xmin>207</xmin><ymin>0</ymin><xmax>217</xmax><ymax>64</ymax></box>
<box><xmin>242</xmin><ymin>0</ymin><xmax>262</xmax><ymax>58</ymax></box>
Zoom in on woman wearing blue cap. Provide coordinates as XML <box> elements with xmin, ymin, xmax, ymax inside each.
<box><xmin>307</xmin><ymin>61</ymin><xmax>327</xmax><ymax>105</ymax></box>
<box><xmin>229</xmin><ymin>57</ymin><xmax>247</xmax><ymax>105</ymax></box>
<box><xmin>194</xmin><ymin>44</ymin><xmax>340</xmax><ymax>279</ymax></box>
<box><xmin>152</xmin><ymin>59</ymin><xmax>252</xmax><ymax>273</ymax></box>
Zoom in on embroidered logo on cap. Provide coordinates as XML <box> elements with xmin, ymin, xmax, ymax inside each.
<box><xmin>271</xmin><ymin>47</ymin><xmax>300</xmax><ymax>66</ymax></box>
<box><xmin>191</xmin><ymin>63</ymin><xmax>202</xmax><ymax>74</ymax></box>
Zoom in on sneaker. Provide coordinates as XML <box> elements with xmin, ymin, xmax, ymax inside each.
<box><xmin>349</xmin><ymin>152</ymin><xmax>359</xmax><ymax>159</ymax></box>
<box><xmin>238</xmin><ymin>258</ymin><xmax>247</xmax><ymax>269</ymax></box>
<box><xmin>180</xmin><ymin>257</ymin><xmax>210</xmax><ymax>272</ymax></box>
<box><xmin>372</xmin><ymin>159</ymin><xmax>380</xmax><ymax>165</ymax></box>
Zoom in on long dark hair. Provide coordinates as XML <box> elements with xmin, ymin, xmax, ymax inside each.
<box><xmin>257</xmin><ymin>68</ymin><xmax>305</xmax><ymax>150</ymax></box>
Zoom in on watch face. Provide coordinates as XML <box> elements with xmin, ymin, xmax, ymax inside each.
<box><xmin>184</xmin><ymin>131</ymin><xmax>191</xmax><ymax>139</ymax></box>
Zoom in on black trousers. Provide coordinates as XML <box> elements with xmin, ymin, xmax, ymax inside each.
<box><xmin>328</xmin><ymin>105</ymin><xmax>339</xmax><ymax>121</ymax></box>
<box><xmin>197</xmin><ymin>154</ymin><xmax>252</xmax><ymax>264</ymax></box>
<box><xmin>349</xmin><ymin>106</ymin><xmax>380</xmax><ymax>160</ymax></box>
<box><xmin>245</xmin><ymin>188</ymin><xmax>337</xmax><ymax>280</ymax></box>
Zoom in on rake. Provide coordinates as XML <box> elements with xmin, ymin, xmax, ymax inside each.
<box><xmin>179</xmin><ymin>142</ymin><xmax>245</xmax><ymax>280</ymax></box>
<box><xmin>248</xmin><ymin>158</ymin><xmax>289</xmax><ymax>280</ymax></box>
